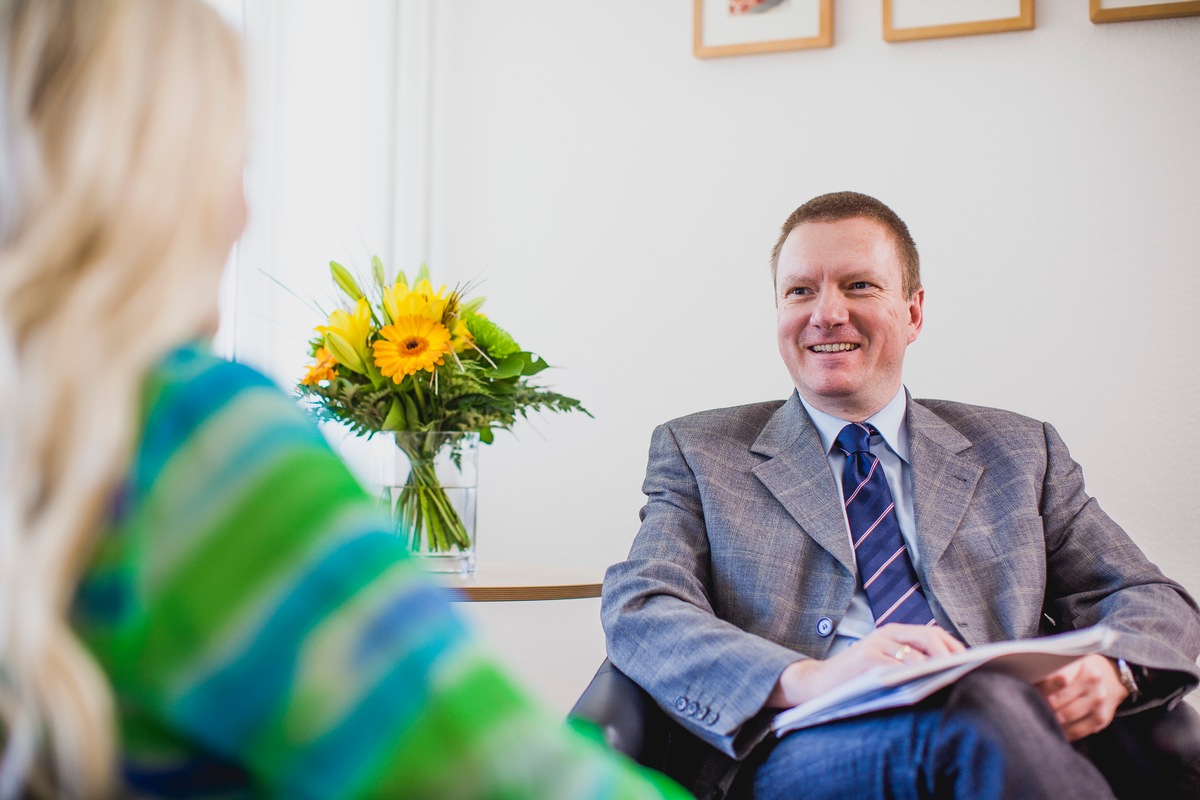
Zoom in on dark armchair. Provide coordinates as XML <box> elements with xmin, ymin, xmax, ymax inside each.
<box><xmin>568</xmin><ymin>659</ymin><xmax>735</xmax><ymax>795</ymax></box>
<box><xmin>568</xmin><ymin>659</ymin><xmax>673</xmax><ymax>767</ymax></box>
<box><xmin>569</xmin><ymin>658</ymin><xmax>1200</xmax><ymax>800</ymax></box>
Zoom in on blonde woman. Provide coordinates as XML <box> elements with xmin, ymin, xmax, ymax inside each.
<box><xmin>0</xmin><ymin>1</ymin><xmax>686</xmax><ymax>798</ymax></box>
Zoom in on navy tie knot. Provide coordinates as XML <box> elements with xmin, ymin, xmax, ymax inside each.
<box><xmin>835</xmin><ymin>422</ymin><xmax>876</xmax><ymax>455</ymax></box>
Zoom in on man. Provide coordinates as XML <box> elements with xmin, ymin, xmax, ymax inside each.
<box><xmin>601</xmin><ymin>191</ymin><xmax>1200</xmax><ymax>799</ymax></box>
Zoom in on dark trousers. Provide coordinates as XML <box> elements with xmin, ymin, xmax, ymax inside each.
<box><xmin>1077</xmin><ymin>700</ymin><xmax>1200</xmax><ymax>800</ymax></box>
<box><xmin>732</xmin><ymin>671</ymin><xmax>1118</xmax><ymax>800</ymax></box>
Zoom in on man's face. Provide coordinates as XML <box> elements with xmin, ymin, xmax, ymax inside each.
<box><xmin>774</xmin><ymin>217</ymin><xmax>924</xmax><ymax>421</ymax></box>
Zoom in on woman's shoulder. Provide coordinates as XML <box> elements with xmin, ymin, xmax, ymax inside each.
<box><xmin>147</xmin><ymin>344</ymin><xmax>277</xmax><ymax>406</ymax></box>
<box><xmin>135</xmin><ymin>344</ymin><xmax>323</xmax><ymax>482</ymax></box>
<box><xmin>144</xmin><ymin>343</ymin><xmax>304</xmax><ymax>423</ymax></box>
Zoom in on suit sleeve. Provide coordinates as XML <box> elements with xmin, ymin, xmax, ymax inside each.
<box><xmin>1039</xmin><ymin>422</ymin><xmax>1200</xmax><ymax>711</ymax></box>
<box><xmin>601</xmin><ymin>422</ymin><xmax>802</xmax><ymax>759</ymax></box>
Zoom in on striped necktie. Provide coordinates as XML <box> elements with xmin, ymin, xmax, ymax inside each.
<box><xmin>835</xmin><ymin>422</ymin><xmax>935</xmax><ymax>627</ymax></box>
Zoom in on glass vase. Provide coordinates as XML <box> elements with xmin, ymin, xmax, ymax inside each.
<box><xmin>384</xmin><ymin>431</ymin><xmax>479</xmax><ymax>574</ymax></box>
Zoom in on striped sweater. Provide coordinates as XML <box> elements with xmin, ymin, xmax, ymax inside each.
<box><xmin>74</xmin><ymin>346</ymin><xmax>688</xmax><ymax>799</ymax></box>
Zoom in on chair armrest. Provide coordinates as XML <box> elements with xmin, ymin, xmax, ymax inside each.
<box><xmin>1082</xmin><ymin>699</ymin><xmax>1200</xmax><ymax>798</ymax></box>
<box><xmin>568</xmin><ymin>659</ymin><xmax>669</xmax><ymax>765</ymax></box>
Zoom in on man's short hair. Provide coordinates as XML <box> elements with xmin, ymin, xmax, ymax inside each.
<box><xmin>769</xmin><ymin>191</ymin><xmax>921</xmax><ymax>299</ymax></box>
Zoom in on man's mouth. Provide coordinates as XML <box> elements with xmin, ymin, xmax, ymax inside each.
<box><xmin>809</xmin><ymin>343</ymin><xmax>859</xmax><ymax>353</ymax></box>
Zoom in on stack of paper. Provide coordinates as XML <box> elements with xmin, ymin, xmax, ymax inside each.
<box><xmin>772</xmin><ymin>626</ymin><xmax>1115</xmax><ymax>736</ymax></box>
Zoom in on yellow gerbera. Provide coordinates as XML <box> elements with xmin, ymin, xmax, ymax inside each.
<box><xmin>374</xmin><ymin>317</ymin><xmax>453</xmax><ymax>381</ymax></box>
<box><xmin>383</xmin><ymin>281</ymin><xmax>475</xmax><ymax>354</ymax></box>
<box><xmin>301</xmin><ymin>347</ymin><xmax>337</xmax><ymax>385</ymax></box>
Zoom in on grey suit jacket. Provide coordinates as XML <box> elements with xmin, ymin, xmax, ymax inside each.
<box><xmin>601</xmin><ymin>393</ymin><xmax>1200</xmax><ymax>766</ymax></box>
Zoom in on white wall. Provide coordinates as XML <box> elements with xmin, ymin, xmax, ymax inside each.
<box><xmin>226</xmin><ymin>1</ymin><xmax>400</xmax><ymax>378</ymax></box>
<box><xmin>233</xmin><ymin>1</ymin><xmax>1200</xmax><ymax>713</ymax></box>
<box><xmin>428</xmin><ymin>1</ymin><xmax>1200</xmax><ymax>711</ymax></box>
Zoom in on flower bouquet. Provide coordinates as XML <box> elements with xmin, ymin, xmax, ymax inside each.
<box><xmin>298</xmin><ymin>258</ymin><xmax>588</xmax><ymax>569</ymax></box>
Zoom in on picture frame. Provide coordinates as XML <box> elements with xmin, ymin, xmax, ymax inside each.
<box><xmin>883</xmin><ymin>0</ymin><xmax>1034</xmax><ymax>42</ymax></box>
<box><xmin>693</xmin><ymin>0</ymin><xmax>833</xmax><ymax>59</ymax></box>
<box><xmin>1089</xmin><ymin>0</ymin><xmax>1200</xmax><ymax>23</ymax></box>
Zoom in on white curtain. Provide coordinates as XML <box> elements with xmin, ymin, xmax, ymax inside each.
<box><xmin>213</xmin><ymin>1</ymin><xmax>434</xmax><ymax>390</ymax></box>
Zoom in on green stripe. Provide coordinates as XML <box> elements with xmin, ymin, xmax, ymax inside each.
<box><xmin>141</xmin><ymin>451</ymin><xmax>370</xmax><ymax>686</ymax></box>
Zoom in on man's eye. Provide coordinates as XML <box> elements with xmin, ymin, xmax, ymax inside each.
<box><xmin>849</xmin><ymin>281</ymin><xmax>872</xmax><ymax>290</ymax></box>
<box><xmin>786</xmin><ymin>287</ymin><xmax>811</xmax><ymax>296</ymax></box>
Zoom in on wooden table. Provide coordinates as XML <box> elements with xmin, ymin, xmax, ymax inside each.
<box><xmin>434</xmin><ymin>562</ymin><xmax>603</xmax><ymax>602</ymax></box>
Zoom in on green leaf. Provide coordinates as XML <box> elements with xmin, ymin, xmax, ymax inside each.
<box><xmin>330</xmin><ymin>261</ymin><xmax>365</xmax><ymax>301</ymax></box>
<box><xmin>402</xmin><ymin>394</ymin><xmax>421</xmax><ymax>427</ymax></box>
<box><xmin>382</xmin><ymin>398</ymin><xmax>406</xmax><ymax>430</ymax></box>
<box><xmin>491</xmin><ymin>352</ymin><xmax>548</xmax><ymax>379</ymax></box>
<box><xmin>490</xmin><ymin>354</ymin><xmax>525</xmax><ymax>379</ymax></box>
<box><xmin>519</xmin><ymin>353</ymin><xmax>549</xmax><ymax>376</ymax></box>
<box><xmin>371</xmin><ymin>256</ymin><xmax>386</xmax><ymax>289</ymax></box>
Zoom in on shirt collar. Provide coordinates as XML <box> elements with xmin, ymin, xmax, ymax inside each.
<box><xmin>797</xmin><ymin>387</ymin><xmax>910</xmax><ymax>463</ymax></box>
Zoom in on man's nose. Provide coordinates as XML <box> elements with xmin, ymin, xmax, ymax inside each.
<box><xmin>810</xmin><ymin>290</ymin><xmax>849</xmax><ymax>327</ymax></box>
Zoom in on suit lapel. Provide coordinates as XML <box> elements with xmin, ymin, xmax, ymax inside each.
<box><xmin>749</xmin><ymin>394</ymin><xmax>856</xmax><ymax>575</ymax></box>
<box><xmin>906</xmin><ymin>398</ymin><xmax>983</xmax><ymax>574</ymax></box>
<box><xmin>745</xmin><ymin>394</ymin><xmax>986</xmax><ymax>591</ymax></box>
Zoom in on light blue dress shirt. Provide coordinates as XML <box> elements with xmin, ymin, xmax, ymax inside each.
<box><xmin>797</xmin><ymin>387</ymin><xmax>928</xmax><ymax>655</ymax></box>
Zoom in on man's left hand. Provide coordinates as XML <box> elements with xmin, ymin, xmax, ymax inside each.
<box><xmin>1034</xmin><ymin>654</ymin><xmax>1128</xmax><ymax>741</ymax></box>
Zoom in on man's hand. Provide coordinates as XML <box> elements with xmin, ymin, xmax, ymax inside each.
<box><xmin>1034</xmin><ymin>654</ymin><xmax>1128</xmax><ymax>741</ymax></box>
<box><xmin>766</xmin><ymin>623</ymin><xmax>965</xmax><ymax>708</ymax></box>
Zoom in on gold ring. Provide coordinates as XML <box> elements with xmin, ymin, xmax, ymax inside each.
<box><xmin>893</xmin><ymin>645</ymin><xmax>913</xmax><ymax>661</ymax></box>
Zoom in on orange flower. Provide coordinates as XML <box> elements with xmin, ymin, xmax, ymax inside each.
<box><xmin>301</xmin><ymin>347</ymin><xmax>337</xmax><ymax>385</ymax></box>
<box><xmin>373</xmin><ymin>318</ymin><xmax>453</xmax><ymax>382</ymax></box>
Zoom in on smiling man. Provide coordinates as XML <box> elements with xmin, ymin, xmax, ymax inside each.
<box><xmin>601</xmin><ymin>192</ymin><xmax>1200</xmax><ymax>800</ymax></box>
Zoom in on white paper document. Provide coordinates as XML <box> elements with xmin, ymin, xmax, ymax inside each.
<box><xmin>772</xmin><ymin>626</ymin><xmax>1116</xmax><ymax>736</ymax></box>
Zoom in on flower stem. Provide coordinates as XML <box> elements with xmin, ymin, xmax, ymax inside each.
<box><xmin>392</xmin><ymin>439</ymin><xmax>472</xmax><ymax>554</ymax></box>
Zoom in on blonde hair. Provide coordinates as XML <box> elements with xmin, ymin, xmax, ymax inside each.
<box><xmin>0</xmin><ymin>0</ymin><xmax>245</xmax><ymax>796</ymax></box>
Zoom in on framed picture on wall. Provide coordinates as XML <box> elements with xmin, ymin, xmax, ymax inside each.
<box><xmin>883</xmin><ymin>0</ymin><xmax>1035</xmax><ymax>42</ymax></box>
<box><xmin>693</xmin><ymin>0</ymin><xmax>832</xmax><ymax>58</ymax></box>
<box><xmin>1090</xmin><ymin>0</ymin><xmax>1200</xmax><ymax>23</ymax></box>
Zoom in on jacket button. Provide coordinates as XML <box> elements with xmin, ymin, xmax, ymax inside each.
<box><xmin>674</xmin><ymin>696</ymin><xmax>687</xmax><ymax>711</ymax></box>
<box><xmin>685</xmin><ymin>700</ymin><xmax>698</xmax><ymax>716</ymax></box>
<box><xmin>704</xmin><ymin>710</ymin><xmax>720</xmax><ymax>725</ymax></box>
<box><xmin>817</xmin><ymin>617</ymin><xmax>833</xmax><ymax>637</ymax></box>
<box><xmin>695</xmin><ymin>705</ymin><xmax>708</xmax><ymax>719</ymax></box>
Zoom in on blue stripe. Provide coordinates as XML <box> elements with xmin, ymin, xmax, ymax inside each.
<box><xmin>137</xmin><ymin>351</ymin><xmax>288</xmax><ymax>496</ymax></box>
<box><xmin>284</xmin><ymin>586</ymin><xmax>468</xmax><ymax>795</ymax></box>
<box><xmin>173</xmin><ymin>532</ymin><xmax>447</xmax><ymax>754</ymax></box>
<box><xmin>75</xmin><ymin>574</ymin><xmax>131</xmax><ymax>621</ymax></box>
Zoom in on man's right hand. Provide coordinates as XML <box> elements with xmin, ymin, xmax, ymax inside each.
<box><xmin>766</xmin><ymin>623</ymin><xmax>965</xmax><ymax>708</ymax></box>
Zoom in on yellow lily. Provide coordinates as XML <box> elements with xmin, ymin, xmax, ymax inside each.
<box><xmin>384</xmin><ymin>285</ymin><xmax>446</xmax><ymax>326</ymax></box>
<box><xmin>324</xmin><ymin>332</ymin><xmax>365</xmax><ymax>374</ymax></box>
<box><xmin>316</xmin><ymin>298</ymin><xmax>372</xmax><ymax>369</ymax></box>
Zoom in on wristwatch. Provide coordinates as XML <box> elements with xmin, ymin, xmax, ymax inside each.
<box><xmin>1114</xmin><ymin>657</ymin><xmax>1140</xmax><ymax>702</ymax></box>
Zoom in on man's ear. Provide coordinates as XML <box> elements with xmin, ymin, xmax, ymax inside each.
<box><xmin>907</xmin><ymin>288</ymin><xmax>925</xmax><ymax>344</ymax></box>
